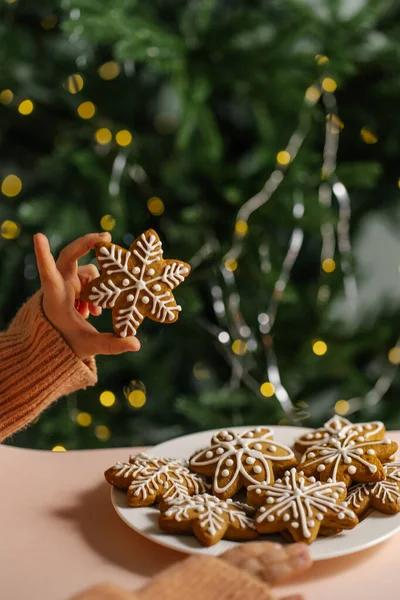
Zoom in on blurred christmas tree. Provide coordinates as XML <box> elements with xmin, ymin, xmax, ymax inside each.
<box><xmin>1</xmin><ymin>0</ymin><xmax>400</xmax><ymax>450</ymax></box>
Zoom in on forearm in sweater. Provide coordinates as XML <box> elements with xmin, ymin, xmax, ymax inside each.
<box><xmin>0</xmin><ymin>292</ymin><xmax>97</xmax><ymax>441</ymax></box>
<box><xmin>70</xmin><ymin>556</ymin><xmax>278</xmax><ymax>600</ymax></box>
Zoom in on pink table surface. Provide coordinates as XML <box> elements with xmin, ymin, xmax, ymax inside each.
<box><xmin>2</xmin><ymin>435</ymin><xmax>400</xmax><ymax>600</ymax></box>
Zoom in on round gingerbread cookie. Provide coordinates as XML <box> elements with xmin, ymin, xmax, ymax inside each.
<box><xmin>299</xmin><ymin>430</ymin><xmax>397</xmax><ymax>486</ymax></box>
<box><xmin>105</xmin><ymin>454</ymin><xmax>207</xmax><ymax>506</ymax></box>
<box><xmin>248</xmin><ymin>468</ymin><xmax>358</xmax><ymax>544</ymax></box>
<box><xmin>159</xmin><ymin>493</ymin><xmax>258</xmax><ymax>547</ymax></box>
<box><xmin>81</xmin><ymin>229</ymin><xmax>190</xmax><ymax>337</ymax></box>
<box><xmin>189</xmin><ymin>427</ymin><xmax>297</xmax><ymax>499</ymax></box>
<box><xmin>293</xmin><ymin>416</ymin><xmax>385</xmax><ymax>455</ymax></box>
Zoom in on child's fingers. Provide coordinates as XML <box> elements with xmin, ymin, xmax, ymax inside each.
<box><xmin>34</xmin><ymin>233</ymin><xmax>64</xmax><ymax>296</ymax></box>
<box><xmin>77</xmin><ymin>263</ymin><xmax>101</xmax><ymax>284</ymax></box>
<box><xmin>85</xmin><ymin>332</ymin><xmax>141</xmax><ymax>356</ymax></box>
<box><xmin>89</xmin><ymin>305</ymin><xmax>102</xmax><ymax>317</ymax></box>
<box><xmin>56</xmin><ymin>232</ymin><xmax>111</xmax><ymax>278</ymax></box>
<box><xmin>77</xmin><ymin>301</ymin><xmax>90</xmax><ymax>319</ymax></box>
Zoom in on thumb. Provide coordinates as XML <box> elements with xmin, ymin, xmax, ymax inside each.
<box><xmin>86</xmin><ymin>332</ymin><xmax>141</xmax><ymax>356</ymax></box>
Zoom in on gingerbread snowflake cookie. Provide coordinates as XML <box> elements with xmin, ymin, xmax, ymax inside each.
<box><xmin>81</xmin><ymin>229</ymin><xmax>190</xmax><ymax>337</ymax></box>
<box><xmin>247</xmin><ymin>468</ymin><xmax>358</xmax><ymax>544</ymax></box>
<box><xmin>294</xmin><ymin>416</ymin><xmax>385</xmax><ymax>455</ymax></box>
<box><xmin>159</xmin><ymin>493</ymin><xmax>258</xmax><ymax>547</ymax></box>
<box><xmin>345</xmin><ymin>462</ymin><xmax>400</xmax><ymax>517</ymax></box>
<box><xmin>105</xmin><ymin>454</ymin><xmax>207</xmax><ymax>506</ymax></box>
<box><xmin>189</xmin><ymin>428</ymin><xmax>297</xmax><ymax>499</ymax></box>
<box><xmin>300</xmin><ymin>430</ymin><xmax>397</xmax><ymax>486</ymax></box>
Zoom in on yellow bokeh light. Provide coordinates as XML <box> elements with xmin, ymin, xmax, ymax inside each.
<box><xmin>95</xmin><ymin>127</ymin><xmax>112</xmax><ymax>145</ymax></box>
<box><xmin>95</xmin><ymin>425</ymin><xmax>111</xmax><ymax>441</ymax></box>
<box><xmin>1</xmin><ymin>174</ymin><xmax>22</xmax><ymax>197</ymax></box>
<box><xmin>100</xmin><ymin>214</ymin><xmax>116</xmax><ymax>231</ymax></box>
<box><xmin>77</xmin><ymin>101</ymin><xmax>96</xmax><ymax>119</ymax></box>
<box><xmin>231</xmin><ymin>339</ymin><xmax>248</xmax><ymax>356</ymax></box>
<box><xmin>315</xmin><ymin>54</ymin><xmax>329</xmax><ymax>65</ymax></box>
<box><xmin>76</xmin><ymin>412</ymin><xmax>92</xmax><ymax>427</ymax></box>
<box><xmin>41</xmin><ymin>15</ymin><xmax>58</xmax><ymax>29</ymax></box>
<box><xmin>99</xmin><ymin>390</ymin><xmax>116</xmax><ymax>407</ymax></box>
<box><xmin>260</xmin><ymin>382</ymin><xmax>275</xmax><ymax>398</ymax></box>
<box><xmin>98</xmin><ymin>61</ymin><xmax>120</xmax><ymax>81</ymax></box>
<box><xmin>18</xmin><ymin>99</ymin><xmax>34</xmax><ymax>115</ymax></box>
<box><xmin>276</xmin><ymin>151</ymin><xmax>291</xmax><ymax>166</ymax></box>
<box><xmin>335</xmin><ymin>399</ymin><xmax>350</xmax><ymax>416</ymax></box>
<box><xmin>235</xmin><ymin>220</ymin><xmax>248</xmax><ymax>236</ymax></box>
<box><xmin>322</xmin><ymin>78</ymin><xmax>337</xmax><ymax>93</ymax></box>
<box><xmin>305</xmin><ymin>86</ymin><xmax>321</xmax><ymax>103</ymax></box>
<box><xmin>1</xmin><ymin>220</ymin><xmax>21</xmax><ymax>240</ymax></box>
<box><xmin>128</xmin><ymin>390</ymin><xmax>146</xmax><ymax>408</ymax></box>
<box><xmin>0</xmin><ymin>89</ymin><xmax>13</xmax><ymax>105</ymax></box>
<box><xmin>388</xmin><ymin>347</ymin><xmax>400</xmax><ymax>365</ymax></box>
<box><xmin>360</xmin><ymin>127</ymin><xmax>378</xmax><ymax>144</ymax></box>
<box><xmin>116</xmin><ymin>129</ymin><xmax>132</xmax><ymax>147</ymax></box>
<box><xmin>52</xmin><ymin>445</ymin><xmax>67</xmax><ymax>452</ymax></box>
<box><xmin>322</xmin><ymin>258</ymin><xmax>336</xmax><ymax>273</ymax></box>
<box><xmin>312</xmin><ymin>340</ymin><xmax>328</xmax><ymax>356</ymax></box>
<box><xmin>147</xmin><ymin>196</ymin><xmax>165</xmax><ymax>216</ymax></box>
<box><xmin>65</xmin><ymin>74</ymin><xmax>84</xmax><ymax>94</ymax></box>
<box><xmin>397</xmin><ymin>178</ymin><xmax>400</xmax><ymax>189</ymax></box>
<box><xmin>224</xmin><ymin>258</ymin><xmax>238</xmax><ymax>272</ymax></box>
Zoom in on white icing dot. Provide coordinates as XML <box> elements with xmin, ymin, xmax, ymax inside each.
<box><xmin>283</xmin><ymin>514</ymin><xmax>290</xmax><ymax>521</ymax></box>
<box><xmin>308</xmin><ymin>520</ymin><xmax>315</xmax><ymax>527</ymax></box>
<box><xmin>205</xmin><ymin>451</ymin><xmax>213</xmax><ymax>459</ymax></box>
<box><xmin>365</xmin><ymin>424</ymin><xmax>373</xmax><ymax>430</ymax></box>
<box><xmin>327</xmin><ymin>478</ymin><xmax>333</xmax><ymax>484</ymax></box>
<box><xmin>147</xmin><ymin>268</ymin><xmax>155</xmax><ymax>276</ymax></box>
<box><xmin>347</xmin><ymin>465</ymin><xmax>357</xmax><ymax>474</ymax></box>
<box><xmin>255</xmin><ymin>427</ymin><xmax>262</xmax><ymax>433</ymax></box>
<box><xmin>122</xmin><ymin>278</ymin><xmax>130</xmax><ymax>286</ymax></box>
<box><xmin>367</xmin><ymin>449</ymin><xmax>375</xmax><ymax>456</ymax></box>
<box><xmin>142</xmin><ymin>296</ymin><xmax>150</xmax><ymax>304</ymax></box>
<box><xmin>254</xmin><ymin>443</ymin><xmax>262</xmax><ymax>451</ymax></box>
<box><xmin>344</xmin><ymin>456</ymin><xmax>352</xmax><ymax>464</ymax></box>
<box><xmin>247</xmin><ymin>432</ymin><xmax>254</xmax><ymax>438</ymax></box>
<box><xmin>255</xmin><ymin>488</ymin><xmax>262</xmax><ymax>495</ymax></box>
<box><xmin>221</xmin><ymin>469</ymin><xmax>230</xmax><ymax>477</ymax></box>
<box><xmin>220</xmin><ymin>430</ymin><xmax>228</xmax><ymax>436</ymax></box>
<box><xmin>246</xmin><ymin>457</ymin><xmax>256</xmax><ymax>465</ymax></box>
<box><xmin>307</xmin><ymin>452</ymin><xmax>316</xmax><ymax>459</ymax></box>
<box><xmin>356</xmin><ymin>436</ymin><xmax>365</xmax><ymax>442</ymax></box>
<box><xmin>276</xmin><ymin>479</ymin><xmax>282</xmax><ymax>484</ymax></box>
<box><xmin>291</xmin><ymin>522</ymin><xmax>299</xmax><ymax>528</ymax></box>
<box><xmin>267</xmin><ymin>497</ymin><xmax>275</xmax><ymax>504</ymax></box>
<box><xmin>153</xmin><ymin>284</ymin><xmax>161</xmax><ymax>292</ymax></box>
<box><xmin>306</xmin><ymin>433</ymin><xmax>314</xmax><ymax>440</ymax></box>
<box><xmin>332</xmin><ymin>492</ymin><xmax>339</xmax><ymax>500</ymax></box>
<box><xmin>354</xmin><ymin>449</ymin><xmax>363</xmax><ymax>455</ymax></box>
<box><xmin>225</xmin><ymin>435</ymin><xmax>233</xmax><ymax>441</ymax></box>
<box><xmin>260</xmin><ymin>506</ymin><xmax>266</xmax><ymax>513</ymax></box>
<box><xmin>369</xmin><ymin>464</ymin><xmax>378</xmax><ymax>473</ymax></box>
<box><xmin>226</xmin><ymin>459</ymin><xmax>234</xmax><ymax>467</ymax></box>
<box><xmin>317</xmin><ymin>464</ymin><xmax>326</xmax><ymax>472</ymax></box>
<box><xmin>127</xmin><ymin>294</ymin><xmax>134</xmax><ymax>302</ymax></box>
<box><xmin>338</xmin><ymin>512</ymin><xmax>345</xmax><ymax>520</ymax></box>
<box><xmin>267</xmin><ymin>515</ymin><xmax>275</xmax><ymax>522</ymax></box>
<box><xmin>197</xmin><ymin>506</ymin><xmax>205</xmax><ymax>513</ymax></box>
<box><xmin>216</xmin><ymin>448</ymin><xmax>224</xmax><ymax>455</ymax></box>
<box><xmin>383</xmin><ymin>438</ymin><xmax>391</xmax><ymax>444</ymax></box>
<box><xmin>308</xmin><ymin>476</ymin><xmax>316</xmax><ymax>483</ymax></box>
<box><xmin>253</xmin><ymin>465</ymin><xmax>262</xmax><ymax>474</ymax></box>
<box><xmin>181</xmin><ymin>267</ymin><xmax>189</xmax><ymax>274</ymax></box>
<box><xmin>315</xmin><ymin>433</ymin><xmax>322</xmax><ymax>439</ymax></box>
<box><xmin>316</xmin><ymin>513</ymin><xmax>324</xmax><ymax>521</ymax></box>
<box><xmin>268</xmin><ymin>445</ymin><xmax>276</xmax><ymax>452</ymax></box>
<box><xmin>133</xmin><ymin>267</ymin><xmax>140</xmax><ymax>274</ymax></box>
<box><xmin>100</xmin><ymin>247</ymin><xmax>108</xmax><ymax>254</ymax></box>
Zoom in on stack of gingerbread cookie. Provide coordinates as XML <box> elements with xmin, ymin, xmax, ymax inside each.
<box><xmin>104</xmin><ymin>418</ymin><xmax>400</xmax><ymax>547</ymax></box>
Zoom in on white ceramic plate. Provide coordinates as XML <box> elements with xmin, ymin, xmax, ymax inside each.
<box><xmin>111</xmin><ymin>425</ymin><xmax>400</xmax><ymax>560</ymax></box>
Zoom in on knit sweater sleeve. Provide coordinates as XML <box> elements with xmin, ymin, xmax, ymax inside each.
<box><xmin>0</xmin><ymin>292</ymin><xmax>97</xmax><ymax>441</ymax></box>
<box><xmin>69</xmin><ymin>556</ymin><xmax>277</xmax><ymax>600</ymax></box>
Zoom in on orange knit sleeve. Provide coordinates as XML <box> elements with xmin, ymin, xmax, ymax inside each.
<box><xmin>0</xmin><ymin>292</ymin><xmax>97</xmax><ymax>441</ymax></box>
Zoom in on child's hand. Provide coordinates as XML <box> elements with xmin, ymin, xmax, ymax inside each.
<box><xmin>33</xmin><ymin>232</ymin><xmax>140</xmax><ymax>360</ymax></box>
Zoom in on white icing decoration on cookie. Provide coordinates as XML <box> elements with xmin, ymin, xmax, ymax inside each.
<box><xmin>221</xmin><ymin>469</ymin><xmax>230</xmax><ymax>477</ymax></box>
<box><xmin>346</xmin><ymin>462</ymin><xmax>400</xmax><ymax>508</ymax></box>
<box><xmin>162</xmin><ymin>494</ymin><xmax>256</xmax><ymax>535</ymax></box>
<box><xmin>147</xmin><ymin>268</ymin><xmax>155</xmax><ymax>276</ymax></box>
<box><xmin>205</xmin><ymin>451</ymin><xmax>213</xmax><ymax>459</ymax></box>
<box><xmin>252</xmin><ymin>468</ymin><xmax>356</xmax><ymax>539</ymax></box>
<box><xmin>367</xmin><ymin>449</ymin><xmax>375</xmax><ymax>456</ymax></box>
<box><xmin>226</xmin><ymin>459</ymin><xmax>234</xmax><ymax>467</ymax></box>
<box><xmin>90</xmin><ymin>234</ymin><xmax>188</xmax><ymax>336</ymax></box>
<box><xmin>294</xmin><ymin>418</ymin><xmax>384</xmax><ymax>451</ymax></box>
<box><xmin>190</xmin><ymin>428</ymin><xmax>293</xmax><ymax>494</ymax></box>
<box><xmin>142</xmin><ymin>296</ymin><xmax>150</xmax><ymax>304</ymax></box>
<box><xmin>347</xmin><ymin>466</ymin><xmax>357</xmax><ymax>475</ymax></box>
<box><xmin>127</xmin><ymin>294</ymin><xmax>134</xmax><ymax>302</ymax></box>
<box><xmin>300</xmin><ymin>430</ymin><xmax>392</xmax><ymax>481</ymax></box>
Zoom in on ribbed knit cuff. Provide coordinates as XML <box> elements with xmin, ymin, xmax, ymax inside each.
<box><xmin>138</xmin><ymin>556</ymin><xmax>274</xmax><ymax>600</ymax></box>
<box><xmin>0</xmin><ymin>292</ymin><xmax>97</xmax><ymax>441</ymax></box>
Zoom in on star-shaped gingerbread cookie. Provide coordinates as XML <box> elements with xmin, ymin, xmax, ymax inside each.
<box><xmin>159</xmin><ymin>493</ymin><xmax>258</xmax><ymax>546</ymax></box>
<box><xmin>248</xmin><ymin>468</ymin><xmax>358</xmax><ymax>544</ymax></box>
<box><xmin>189</xmin><ymin>427</ymin><xmax>297</xmax><ymax>499</ymax></box>
<box><xmin>81</xmin><ymin>229</ymin><xmax>190</xmax><ymax>337</ymax></box>
<box><xmin>293</xmin><ymin>416</ymin><xmax>385</xmax><ymax>455</ymax></box>
<box><xmin>345</xmin><ymin>461</ymin><xmax>400</xmax><ymax>517</ymax></box>
<box><xmin>105</xmin><ymin>454</ymin><xmax>207</xmax><ymax>506</ymax></box>
<box><xmin>299</xmin><ymin>430</ymin><xmax>397</xmax><ymax>486</ymax></box>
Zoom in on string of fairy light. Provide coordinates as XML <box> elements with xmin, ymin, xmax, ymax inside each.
<box><xmin>1</xmin><ymin>17</ymin><xmax>399</xmax><ymax>448</ymax></box>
